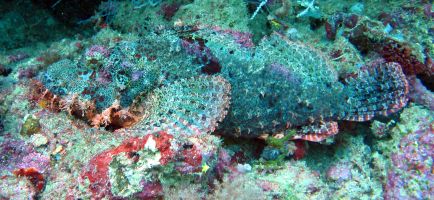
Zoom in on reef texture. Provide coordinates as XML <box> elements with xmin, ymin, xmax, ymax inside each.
<box><xmin>0</xmin><ymin>0</ymin><xmax>433</xmax><ymax>199</ymax></box>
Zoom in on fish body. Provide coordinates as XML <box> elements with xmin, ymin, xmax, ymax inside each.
<box><xmin>201</xmin><ymin>31</ymin><xmax>408</xmax><ymax>141</ymax></box>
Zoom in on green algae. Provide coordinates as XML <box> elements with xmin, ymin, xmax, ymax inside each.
<box><xmin>266</xmin><ymin>130</ymin><xmax>296</xmax><ymax>150</ymax></box>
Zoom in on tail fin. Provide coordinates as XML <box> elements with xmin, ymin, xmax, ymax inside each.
<box><xmin>341</xmin><ymin>60</ymin><xmax>409</xmax><ymax>121</ymax></box>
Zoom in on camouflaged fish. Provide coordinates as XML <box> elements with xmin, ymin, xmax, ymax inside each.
<box><xmin>197</xmin><ymin>31</ymin><xmax>409</xmax><ymax>142</ymax></box>
<box><xmin>38</xmin><ymin>29</ymin><xmax>409</xmax><ymax>142</ymax></box>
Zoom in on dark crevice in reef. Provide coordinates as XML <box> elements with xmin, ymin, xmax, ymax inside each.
<box><xmin>0</xmin><ymin>0</ymin><xmax>95</xmax><ymax>50</ymax></box>
<box><xmin>31</xmin><ymin>0</ymin><xmax>103</xmax><ymax>26</ymax></box>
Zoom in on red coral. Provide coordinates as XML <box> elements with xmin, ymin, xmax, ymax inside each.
<box><xmin>176</xmin><ymin>145</ymin><xmax>203</xmax><ymax>174</ymax></box>
<box><xmin>293</xmin><ymin>140</ymin><xmax>306</xmax><ymax>160</ymax></box>
<box><xmin>13</xmin><ymin>167</ymin><xmax>45</xmax><ymax>193</ymax></box>
<box><xmin>81</xmin><ymin>131</ymin><xmax>173</xmax><ymax>198</ymax></box>
<box><xmin>380</xmin><ymin>41</ymin><xmax>427</xmax><ymax>76</ymax></box>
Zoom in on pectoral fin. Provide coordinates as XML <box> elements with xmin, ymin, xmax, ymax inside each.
<box><xmin>291</xmin><ymin>121</ymin><xmax>339</xmax><ymax>142</ymax></box>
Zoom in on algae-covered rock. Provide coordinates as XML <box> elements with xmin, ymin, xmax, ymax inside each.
<box><xmin>20</xmin><ymin>115</ymin><xmax>41</xmax><ymax>136</ymax></box>
<box><xmin>29</xmin><ymin>133</ymin><xmax>48</xmax><ymax>147</ymax></box>
<box><xmin>381</xmin><ymin>105</ymin><xmax>434</xmax><ymax>199</ymax></box>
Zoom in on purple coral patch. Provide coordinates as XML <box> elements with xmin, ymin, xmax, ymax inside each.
<box><xmin>385</xmin><ymin>124</ymin><xmax>434</xmax><ymax>199</ymax></box>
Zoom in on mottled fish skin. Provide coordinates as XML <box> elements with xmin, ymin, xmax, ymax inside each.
<box><xmin>202</xmin><ymin>31</ymin><xmax>408</xmax><ymax>140</ymax></box>
<box><xmin>36</xmin><ymin>28</ymin><xmax>409</xmax><ymax>142</ymax></box>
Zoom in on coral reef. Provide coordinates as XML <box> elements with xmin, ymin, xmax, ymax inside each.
<box><xmin>385</xmin><ymin>123</ymin><xmax>433</xmax><ymax>199</ymax></box>
<box><xmin>0</xmin><ymin>0</ymin><xmax>432</xmax><ymax>199</ymax></box>
<box><xmin>0</xmin><ymin>175</ymin><xmax>38</xmax><ymax>199</ymax></box>
<box><xmin>373</xmin><ymin>105</ymin><xmax>434</xmax><ymax>200</ymax></box>
<box><xmin>408</xmin><ymin>76</ymin><xmax>434</xmax><ymax>110</ymax></box>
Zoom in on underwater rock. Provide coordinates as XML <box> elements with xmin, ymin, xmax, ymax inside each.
<box><xmin>20</xmin><ymin>115</ymin><xmax>41</xmax><ymax>137</ymax></box>
<box><xmin>370</xmin><ymin>120</ymin><xmax>392</xmax><ymax>138</ymax></box>
<box><xmin>29</xmin><ymin>134</ymin><xmax>48</xmax><ymax>147</ymax></box>
<box><xmin>16</xmin><ymin>152</ymin><xmax>51</xmax><ymax>174</ymax></box>
<box><xmin>408</xmin><ymin>76</ymin><xmax>434</xmax><ymax>110</ymax></box>
<box><xmin>326</xmin><ymin>162</ymin><xmax>352</xmax><ymax>182</ymax></box>
<box><xmin>236</xmin><ymin>163</ymin><xmax>252</xmax><ymax>173</ymax></box>
<box><xmin>257</xmin><ymin>161</ymin><xmax>329</xmax><ymax>199</ymax></box>
<box><xmin>7</xmin><ymin>52</ymin><xmax>29</xmax><ymax>63</ymax></box>
<box><xmin>0</xmin><ymin>175</ymin><xmax>38</xmax><ymax>199</ymax></box>
<box><xmin>385</xmin><ymin>121</ymin><xmax>434</xmax><ymax>199</ymax></box>
<box><xmin>18</xmin><ymin>67</ymin><xmax>38</xmax><ymax>79</ymax></box>
<box><xmin>0</xmin><ymin>139</ymin><xmax>33</xmax><ymax>173</ymax></box>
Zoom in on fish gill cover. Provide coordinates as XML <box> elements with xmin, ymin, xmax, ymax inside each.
<box><xmin>0</xmin><ymin>0</ymin><xmax>433</xmax><ymax>199</ymax></box>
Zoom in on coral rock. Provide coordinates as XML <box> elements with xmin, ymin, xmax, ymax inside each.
<box><xmin>20</xmin><ymin>115</ymin><xmax>41</xmax><ymax>137</ymax></box>
<box><xmin>385</xmin><ymin>123</ymin><xmax>434</xmax><ymax>199</ymax></box>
